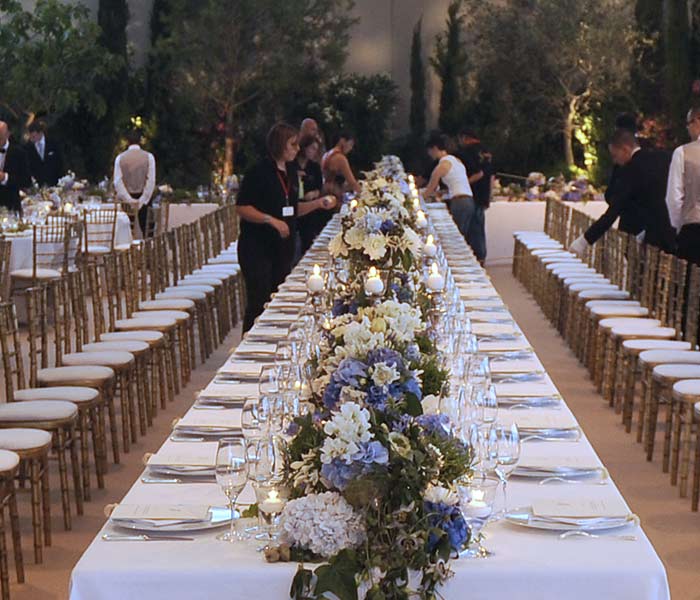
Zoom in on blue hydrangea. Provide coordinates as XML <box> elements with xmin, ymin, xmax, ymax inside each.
<box><xmin>366</xmin><ymin>385</ymin><xmax>389</xmax><ymax>410</ymax></box>
<box><xmin>396</xmin><ymin>287</ymin><xmax>413</xmax><ymax>303</ymax></box>
<box><xmin>321</xmin><ymin>459</ymin><xmax>362</xmax><ymax>490</ymax></box>
<box><xmin>403</xmin><ymin>375</ymin><xmax>423</xmax><ymax>400</ymax></box>
<box><xmin>353</xmin><ymin>440</ymin><xmax>389</xmax><ymax>465</ymax></box>
<box><xmin>379</xmin><ymin>219</ymin><xmax>395</xmax><ymax>234</ymax></box>
<box><xmin>405</xmin><ymin>343</ymin><xmax>420</xmax><ymax>362</ymax></box>
<box><xmin>416</xmin><ymin>413</ymin><xmax>451</xmax><ymax>439</ymax></box>
<box><xmin>366</xmin><ymin>348</ymin><xmax>404</xmax><ymax>371</ymax></box>
<box><xmin>424</xmin><ymin>501</ymin><xmax>469</xmax><ymax>553</ymax></box>
<box><xmin>331</xmin><ymin>299</ymin><xmax>359</xmax><ymax>317</ymax></box>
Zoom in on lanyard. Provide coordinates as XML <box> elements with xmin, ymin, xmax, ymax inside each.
<box><xmin>276</xmin><ymin>169</ymin><xmax>290</xmax><ymax>205</ymax></box>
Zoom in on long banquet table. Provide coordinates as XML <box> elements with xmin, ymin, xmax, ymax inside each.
<box><xmin>69</xmin><ymin>205</ymin><xmax>669</xmax><ymax>600</ymax></box>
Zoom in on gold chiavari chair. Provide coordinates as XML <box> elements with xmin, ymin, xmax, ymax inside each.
<box><xmin>0</xmin><ymin>429</ymin><xmax>51</xmax><ymax>564</ymax></box>
<box><xmin>82</xmin><ymin>206</ymin><xmax>119</xmax><ymax>260</ymax></box>
<box><xmin>668</xmin><ymin>380</ymin><xmax>700</xmax><ymax>510</ymax></box>
<box><xmin>0</xmin><ymin>450</ymin><xmax>22</xmax><ymax>600</ymax></box>
<box><xmin>0</xmin><ymin>240</ymin><xmax>11</xmax><ymax>301</ymax></box>
<box><xmin>0</xmin><ymin>301</ymin><xmax>84</xmax><ymax>528</ymax></box>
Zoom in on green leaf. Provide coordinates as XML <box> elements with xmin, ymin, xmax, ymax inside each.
<box><xmin>404</xmin><ymin>393</ymin><xmax>423</xmax><ymax>417</ymax></box>
<box><xmin>314</xmin><ymin>560</ymin><xmax>359</xmax><ymax>600</ymax></box>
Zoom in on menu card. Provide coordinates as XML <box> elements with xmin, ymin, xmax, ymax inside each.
<box><xmin>148</xmin><ymin>443</ymin><xmax>217</xmax><ymax>467</ymax></box>
<box><xmin>217</xmin><ymin>361</ymin><xmax>262</xmax><ymax>377</ymax></box>
<box><xmin>111</xmin><ymin>504</ymin><xmax>210</xmax><ymax>521</ymax></box>
<box><xmin>175</xmin><ymin>410</ymin><xmax>242</xmax><ymax>430</ymax></box>
<box><xmin>199</xmin><ymin>382</ymin><xmax>257</xmax><ymax>399</ymax></box>
<box><xmin>532</xmin><ymin>497</ymin><xmax>629</xmax><ymax>519</ymax></box>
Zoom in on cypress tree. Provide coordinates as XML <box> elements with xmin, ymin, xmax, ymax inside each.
<box><xmin>409</xmin><ymin>17</ymin><xmax>427</xmax><ymax>140</ymax></box>
<box><xmin>663</xmin><ymin>0</ymin><xmax>691</xmax><ymax>137</ymax></box>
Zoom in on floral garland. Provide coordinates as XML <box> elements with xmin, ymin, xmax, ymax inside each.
<box><xmin>265</xmin><ymin>157</ymin><xmax>472</xmax><ymax>600</ymax></box>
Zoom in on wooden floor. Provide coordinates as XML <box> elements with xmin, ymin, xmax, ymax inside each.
<box><xmin>8</xmin><ymin>265</ymin><xmax>700</xmax><ymax>599</ymax></box>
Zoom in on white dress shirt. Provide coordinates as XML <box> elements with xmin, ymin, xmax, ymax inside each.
<box><xmin>35</xmin><ymin>135</ymin><xmax>45</xmax><ymax>161</ymax></box>
<box><xmin>113</xmin><ymin>144</ymin><xmax>156</xmax><ymax>208</ymax></box>
<box><xmin>665</xmin><ymin>138</ymin><xmax>700</xmax><ymax>232</ymax></box>
<box><xmin>0</xmin><ymin>141</ymin><xmax>8</xmax><ymax>185</ymax></box>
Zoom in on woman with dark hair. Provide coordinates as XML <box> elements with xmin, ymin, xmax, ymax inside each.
<box><xmin>297</xmin><ymin>134</ymin><xmax>331</xmax><ymax>253</ymax></box>
<box><xmin>321</xmin><ymin>131</ymin><xmax>361</xmax><ymax>199</ymax></box>
<box><xmin>236</xmin><ymin>122</ymin><xmax>337</xmax><ymax>331</ymax></box>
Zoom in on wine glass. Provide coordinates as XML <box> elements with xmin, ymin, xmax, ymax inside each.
<box><xmin>475</xmin><ymin>384</ymin><xmax>498</xmax><ymax>426</ymax></box>
<box><xmin>215</xmin><ymin>438</ymin><xmax>248</xmax><ymax>542</ymax></box>
<box><xmin>259</xmin><ymin>364</ymin><xmax>281</xmax><ymax>397</ymax></box>
<box><xmin>456</xmin><ymin>475</ymin><xmax>500</xmax><ymax>558</ymax></box>
<box><xmin>492</xmin><ymin>423</ymin><xmax>520</xmax><ymax>516</ymax></box>
<box><xmin>241</xmin><ymin>398</ymin><xmax>261</xmax><ymax>442</ymax></box>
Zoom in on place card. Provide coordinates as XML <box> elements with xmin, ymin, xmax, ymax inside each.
<box><xmin>217</xmin><ymin>361</ymin><xmax>262</xmax><ymax>377</ymax></box>
<box><xmin>199</xmin><ymin>382</ymin><xmax>257</xmax><ymax>399</ymax></box>
<box><xmin>460</xmin><ymin>288</ymin><xmax>499</xmax><ymax>299</ymax></box>
<box><xmin>479</xmin><ymin>339</ymin><xmax>531</xmax><ymax>352</ymax></box>
<box><xmin>495</xmin><ymin>382</ymin><xmax>556</xmax><ymax>397</ymax></box>
<box><xmin>532</xmin><ymin>497</ymin><xmax>629</xmax><ymax>520</ymax></box>
<box><xmin>111</xmin><ymin>504</ymin><xmax>210</xmax><ymax>521</ymax></box>
<box><xmin>235</xmin><ymin>341</ymin><xmax>277</xmax><ymax>356</ymax></box>
<box><xmin>175</xmin><ymin>410</ymin><xmax>242</xmax><ymax>430</ymax></box>
<box><xmin>472</xmin><ymin>323</ymin><xmax>519</xmax><ymax>336</ymax></box>
<box><xmin>490</xmin><ymin>359</ymin><xmax>541</xmax><ymax>374</ymax></box>
<box><xmin>501</xmin><ymin>412</ymin><xmax>578</xmax><ymax>431</ymax></box>
<box><xmin>246</xmin><ymin>326</ymin><xmax>289</xmax><ymax>340</ymax></box>
<box><xmin>518</xmin><ymin>455</ymin><xmax>600</xmax><ymax>471</ymax></box>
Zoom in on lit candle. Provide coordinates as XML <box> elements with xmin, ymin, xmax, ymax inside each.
<box><xmin>307</xmin><ymin>263</ymin><xmax>324</xmax><ymax>293</ymax></box>
<box><xmin>350</xmin><ymin>199</ymin><xmax>358</xmax><ymax>211</ymax></box>
<box><xmin>364</xmin><ymin>266</ymin><xmax>384</xmax><ymax>296</ymax></box>
<box><xmin>466</xmin><ymin>488</ymin><xmax>491</xmax><ymax>518</ymax></box>
<box><xmin>64</xmin><ymin>202</ymin><xmax>73</xmax><ymax>213</ymax></box>
<box><xmin>259</xmin><ymin>489</ymin><xmax>285</xmax><ymax>515</ymax></box>
<box><xmin>424</xmin><ymin>234</ymin><xmax>437</xmax><ymax>258</ymax></box>
<box><xmin>427</xmin><ymin>262</ymin><xmax>445</xmax><ymax>292</ymax></box>
<box><xmin>415</xmin><ymin>210</ymin><xmax>427</xmax><ymax>229</ymax></box>
<box><xmin>412</xmin><ymin>195</ymin><xmax>420</xmax><ymax>211</ymax></box>
<box><xmin>408</xmin><ymin>174</ymin><xmax>415</xmax><ymax>186</ymax></box>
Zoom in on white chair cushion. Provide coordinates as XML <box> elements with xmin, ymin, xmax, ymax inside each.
<box><xmin>130</xmin><ymin>310</ymin><xmax>189</xmax><ymax>322</ymax></box>
<box><xmin>139</xmin><ymin>299</ymin><xmax>194</xmax><ymax>311</ymax></box>
<box><xmin>14</xmin><ymin>386</ymin><xmax>99</xmax><ymax>403</ymax></box>
<box><xmin>623</xmin><ymin>339</ymin><xmax>691</xmax><ymax>352</ymax></box>
<box><xmin>101</xmin><ymin>331</ymin><xmax>164</xmax><ymax>343</ymax></box>
<box><xmin>653</xmin><ymin>364</ymin><xmax>700</xmax><ymax>379</ymax></box>
<box><xmin>586</xmin><ymin>300</ymin><xmax>640</xmax><ymax>309</ymax></box>
<box><xmin>179</xmin><ymin>276</ymin><xmax>223</xmax><ymax>287</ymax></box>
<box><xmin>0</xmin><ymin>450</ymin><xmax>19</xmax><ymax>472</ymax></box>
<box><xmin>0</xmin><ymin>428</ymin><xmax>52</xmax><ymax>451</ymax></box>
<box><xmin>198</xmin><ymin>265</ymin><xmax>239</xmax><ymax>274</ymax></box>
<box><xmin>86</xmin><ymin>245</ymin><xmax>111</xmax><ymax>254</ymax></box>
<box><xmin>167</xmin><ymin>284</ymin><xmax>215</xmax><ymax>294</ymax></box>
<box><xmin>115</xmin><ymin>317</ymin><xmax>177</xmax><ymax>330</ymax></box>
<box><xmin>38</xmin><ymin>365</ymin><xmax>115</xmax><ymax>384</ymax></box>
<box><xmin>673</xmin><ymin>379</ymin><xmax>700</xmax><ymax>397</ymax></box>
<box><xmin>0</xmin><ymin>400</ymin><xmax>77</xmax><ymax>421</ymax></box>
<box><xmin>600</xmin><ymin>317</ymin><xmax>660</xmax><ymax>329</ymax></box>
<box><xmin>10</xmin><ymin>268</ymin><xmax>61</xmax><ymax>279</ymax></box>
<box><xmin>639</xmin><ymin>350</ymin><xmax>700</xmax><ymax>366</ymax></box>
<box><xmin>156</xmin><ymin>291</ymin><xmax>207</xmax><ymax>301</ymax></box>
<box><xmin>531</xmin><ymin>249</ymin><xmax>566</xmax><ymax>256</ymax></box>
<box><xmin>591</xmin><ymin>306</ymin><xmax>649</xmax><ymax>317</ymax></box>
<box><xmin>114</xmin><ymin>243</ymin><xmax>133</xmax><ymax>251</ymax></box>
<box><xmin>192</xmin><ymin>270</ymin><xmax>234</xmax><ymax>280</ymax></box>
<box><xmin>570</xmin><ymin>283</ymin><xmax>619</xmax><ymax>293</ymax></box>
<box><xmin>207</xmin><ymin>256</ymin><xmax>238</xmax><ymax>265</ymax></box>
<box><xmin>62</xmin><ymin>351</ymin><xmax>134</xmax><ymax>368</ymax></box>
<box><xmin>610</xmin><ymin>326</ymin><xmax>675</xmax><ymax>338</ymax></box>
<box><xmin>579</xmin><ymin>289</ymin><xmax>630</xmax><ymax>300</ymax></box>
<box><xmin>82</xmin><ymin>341</ymin><xmax>149</xmax><ymax>354</ymax></box>
<box><xmin>563</xmin><ymin>277</ymin><xmax>608</xmax><ymax>287</ymax></box>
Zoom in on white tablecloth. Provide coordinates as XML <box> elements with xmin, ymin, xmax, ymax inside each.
<box><xmin>483</xmin><ymin>201</ymin><xmax>609</xmax><ymax>266</ymax></box>
<box><xmin>6</xmin><ymin>213</ymin><xmax>132</xmax><ymax>272</ymax></box>
<box><xmin>70</xmin><ymin>207</ymin><xmax>668</xmax><ymax>600</ymax></box>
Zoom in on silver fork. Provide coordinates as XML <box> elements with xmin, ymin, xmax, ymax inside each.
<box><xmin>559</xmin><ymin>530</ymin><xmax>637</xmax><ymax>542</ymax></box>
<box><xmin>102</xmin><ymin>533</ymin><xmax>194</xmax><ymax>541</ymax></box>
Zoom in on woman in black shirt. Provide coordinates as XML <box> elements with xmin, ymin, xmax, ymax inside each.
<box><xmin>296</xmin><ymin>134</ymin><xmax>332</xmax><ymax>254</ymax></box>
<box><xmin>236</xmin><ymin>122</ymin><xmax>336</xmax><ymax>332</ymax></box>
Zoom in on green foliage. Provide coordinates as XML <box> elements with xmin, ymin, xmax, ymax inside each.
<box><xmin>0</xmin><ymin>0</ymin><xmax>118</xmax><ymax>130</ymax></box>
<box><xmin>418</xmin><ymin>353</ymin><xmax>449</xmax><ymax>398</ymax></box>
<box><xmin>410</xmin><ymin>18</ymin><xmax>427</xmax><ymax>140</ymax></box>
<box><xmin>431</xmin><ymin>1</ymin><xmax>467</xmax><ymax>134</ymax></box>
<box><xmin>663</xmin><ymin>0</ymin><xmax>692</xmax><ymax>139</ymax></box>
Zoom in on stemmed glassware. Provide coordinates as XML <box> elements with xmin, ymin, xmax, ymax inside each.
<box><xmin>492</xmin><ymin>423</ymin><xmax>521</xmax><ymax>517</ymax></box>
<box><xmin>475</xmin><ymin>384</ymin><xmax>498</xmax><ymax>426</ymax></box>
<box><xmin>215</xmin><ymin>438</ymin><xmax>249</xmax><ymax>542</ymax></box>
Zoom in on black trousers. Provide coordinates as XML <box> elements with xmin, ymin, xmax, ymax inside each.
<box><xmin>238</xmin><ymin>235</ymin><xmax>293</xmax><ymax>332</ymax></box>
<box><xmin>677</xmin><ymin>223</ymin><xmax>700</xmax><ymax>266</ymax></box>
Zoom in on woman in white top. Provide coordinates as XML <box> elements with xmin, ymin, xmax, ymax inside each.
<box><xmin>422</xmin><ymin>133</ymin><xmax>486</xmax><ymax>262</ymax></box>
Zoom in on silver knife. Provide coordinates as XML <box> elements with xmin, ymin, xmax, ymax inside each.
<box><xmin>102</xmin><ymin>533</ymin><xmax>194</xmax><ymax>542</ymax></box>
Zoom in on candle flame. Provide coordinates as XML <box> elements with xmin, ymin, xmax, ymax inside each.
<box><xmin>472</xmin><ymin>489</ymin><xmax>485</xmax><ymax>503</ymax></box>
<box><xmin>350</xmin><ymin>199</ymin><xmax>358</xmax><ymax>209</ymax></box>
<box><xmin>417</xmin><ymin>210</ymin><xmax>425</xmax><ymax>219</ymax></box>
<box><xmin>431</xmin><ymin>262</ymin><xmax>439</xmax><ymax>275</ymax></box>
<box><xmin>426</xmin><ymin>234</ymin><xmax>434</xmax><ymax>245</ymax></box>
<box><xmin>268</xmin><ymin>489</ymin><xmax>279</xmax><ymax>501</ymax></box>
<box><xmin>313</xmin><ymin>263</ymin><xmax>320</xmax><ymax>276</ymax></box>
<box><xmin>368</xmin><ymin>266</ymin><xmax>378</xmax><ymax>278</ymax></box>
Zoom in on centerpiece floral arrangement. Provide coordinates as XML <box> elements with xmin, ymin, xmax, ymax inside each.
<box><xmin>492</xmin><ymin>171</ymin><xmax>603</xmax><ymax>203</ymax></box>
<box><xmin>264</xmin><ymin>157</ymin><xmax>473</xmax><ymax>600</ymax></box>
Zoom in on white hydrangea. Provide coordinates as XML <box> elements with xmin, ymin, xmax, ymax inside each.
<box><xmin>344</xmin><ymin>225</ymin><xmax>367</xmax><ymax>250</ymax></box>
<box><xmin>280</xmin><ymin>492</ymin><xmax>366</xmax><ymax>558</ymax></box>
<box><xmin>371</xmin><ymin>362</ymin><xmax>400</xmax><ymax>387</ymax></box>
<box><xmin>423</xmin><ymin>484</ymin><xmax>459</xmax><ymax>506</ymax></box>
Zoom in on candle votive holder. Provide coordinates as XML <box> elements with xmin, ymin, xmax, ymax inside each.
<box><xmin>253</xmin><ymin>482</ymin><xmax>289</xmax><ymax>542</ymax></box>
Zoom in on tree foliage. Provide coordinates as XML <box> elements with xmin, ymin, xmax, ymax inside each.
<box><xmin>0</xmin><ymin>0</ymin><xmax>118</xmax><ymax>129</ymax></box>
<box><xmin>409</xmin><ymin>17</ymin><xmax>427</xmax><ymax>141</ymax></box>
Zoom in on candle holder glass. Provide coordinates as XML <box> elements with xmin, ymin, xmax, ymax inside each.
<box><xmin>253</xmin><ymin>481</ymin><xmax>289</xmax><ymax>543</ymax></box>
<box><xmin>456</xmin><ymin>475</ymin><xmax>500</xmax><ymax>558</ymax></box>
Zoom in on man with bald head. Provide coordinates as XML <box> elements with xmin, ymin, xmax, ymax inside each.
<box><xmin>0</xmin><ymin>121</ymin><xmax>31</xmax><ymax>213</ymax></box>
<box><xmin>300</xmin><ymin>118</ymin><xmax>324</xmax><ymax>161</ymax></box>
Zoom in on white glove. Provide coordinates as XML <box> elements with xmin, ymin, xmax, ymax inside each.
<box><xmin>568</xmin><ymin>234</ymin><xmax>589</xmax><ymax>257</ymax></box>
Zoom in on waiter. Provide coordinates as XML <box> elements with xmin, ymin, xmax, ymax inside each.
<box><xmin>569</xmin><ymin>128</ymin><xmax>675</xmax><ymax>255</ymax></box>
<box><xmin>26</xmin><ymin>119</ymin><xmax>64</xmax><ymax>187</ymax></box>
<box><xmin>665</xmin><ymin>107</ymin><xmax>700</xmax><ymax>264</ymax></box>
<box><xmin>0</xmin><ymin>121</ymin><xmax>31</xmax><ymax>213</ymax></box>
<box><xmin>113</xmin><ymin>129</ymin><xmax>156</xmax><ymax>237</ymax></box>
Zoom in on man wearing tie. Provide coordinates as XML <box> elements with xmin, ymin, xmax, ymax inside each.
<box><xmin>0</xmin><ymin>121</ymin><xmax>31</xmax><ymax>213</ymax></box>
<box><xmin>665</xmin><ymin>107</ymin><xmax>700</xmax><ymax>265</ymax></box>
<box><xmin>113</xmin><ymin>129</ymin><xmax>156</xmax><ymax>238</ymax></box>
<box><xmin>26</xmin><ymin>120</ymin><xmax>64</xmax><ymax>187</ymax></box>
<box><xmin>569</xmin><ymin>128</ymin><xmax>675</xmax><ymax>256</ymax></box>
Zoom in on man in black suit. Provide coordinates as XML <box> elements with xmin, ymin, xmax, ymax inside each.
<box><xmin>0</xmin><ymin>121</ymin><xmax>31</xmax><ymax>213</ymax></box>
<box><xmin>26</xmin><ymin>120</ymin><xmax>64</xmax><ymax>187</ymax></box>
<box><xmin>569</xmin><ymin>128</ymin><xmax>676</xmax><ymax>255</ymax></box>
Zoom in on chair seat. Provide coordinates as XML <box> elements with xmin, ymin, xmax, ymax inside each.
<box><xmin>579</xmin><ymin>289</ymin><xmax>630</xmax><ymax>300</ymax></box>
<box><xmin>10</xmin><ymin>267</ymin><xmax>61</xmax><ymax>280</ymax></box>
<box><xmin>114</xmin><ymin>243</ymin><xmax>132</xmax><ymax>251</ymax></box>
<box><xmin>193</xmin><ymin>269</ymin><xmax>236</xmax><ymax>280</ymax></box>
<box><xmin>0</xmin><ymin>428</ymin><xmax>52</xmax><ymax>452</ymax></box>
<box><xmin>167</xmin><ymin>284</ymin><xmax>215</xmax><ymax>294</ymax></box>
<box><xmin>115</xmin><ymin>317</ymin><xmax>177</xmax><ymax>330</ymax></box>
<box><xmin>639</xmin><ymin>350</ymin><xmax>700</xmax><ymax>367</ymax></box>
<box><xmin>622</xmin><ymin>339</ymin><xmax>691</xmax><ymax>352</ymax></box>
<box><xmin>100</xmin><ymin>331</ymin><xmax>163</xmax><ymax>343</ymax></box>
<box><xmin>156</xmin><ymin>291</ymin><xmax>207</xmax><ymax>301</ymax></box>
<box><xmin>198</xmin><ymin>265</ymin><xmax>239</xmax><ymax>274</ymax></box>
<box><xmin>37</xmin><ymin>365</ymin><xmax>115</xmax><ymax>386</ymax></box>
<box><xmin>0</xmin><ymin>450</ymin><xmax>19</xmax><ymax>473</ymax></box>
<box><xmin>611</xmin><ymin>326</ymin><xmax>675</xmax><ymax>338</ymax></box>
<box><xmin>586</xmin><ymin>300</ymin><xmax>640</xmax><ymax>309</ymax></box>
<box><xmin>653</xmin><ymin>364</ymin><xmax>700</xmax><ymax>380</ymax></box>
<box><xmin>600</xmin><ymin>317</ymin><xmax>660</xmax><ymax>329</ymax></box>
<box><xmin>82</xmin><ymin>341</ymin><xmax>150</xmax><ymax>354</ymax></box>
<box><xmin>139</xmin><ymin>299</ymin><xmax>195</xmax><ymax>311</ymax></box>
<box><xmin>62</xmin><ymin>351</ymin><xmax>134</xmax><ymax>368</ymax></box>
<box><xmin>207</xmin><ymin>256</ymin><xmax>238</xmax><ymax>265</ymax></box>
<box><xmin>673</xmin><ymin>379</ymin><xmax>700</xmax><ymax>399</ymax></box>
<box><xmin>130</xmin><ymin>310</ymin><xmax>189</xmax><ymax>322</ymax></box>
<box><xmin>179</xmin><ymin>276</ymin><xmax>223</xmax><ymax>287</ymax></box>
<box><xmin>570</xmin><ymin>283</ymin><xmax>619</xmax><ymax>293</ymax></box>
<box><xmin>0</xmin><ymin>400</ymin><xmax>77</xmax><ymax>422</ymax></box>
<box><xmin>591</xmin><ymin>306</ymin><xmax>649</xmax><ymax>317</ymax></box>
<box><xmin>86</xmin><ymin>245</ymin><xmax>111</xmax><ymax>255</ymax></box>
<box><xmin>14</xmin><ymin>386</ymin><xmax>99</xmax><ymax>404</ymax></box>
<box><xmin>563</xmin><ymin>276</ymin><xmax>607</xmax><ymax>286</ymax></box>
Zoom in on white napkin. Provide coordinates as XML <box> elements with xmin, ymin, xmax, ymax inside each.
<box><xmin>199</xmin><ymin>382</ymin><xmax>257</xmax><ymax>399</ymax></box>
<box><xmin>479</xmin><ymin>339</ymin><xmax>531</xmax><ymax>352</ymax></box>
<box><xmin>518</xmin><ymin>455</ymin><xmax>600</xmax><ymax>471</ymax></box>
<box><xmin>460</xmin><ymin>288</ymin><xmax>499</xmax><ymax>299</ymax></box>
<box><xmin>257</xmin><ymin>312</ymin><xmax>295</xmax><ymax>324</ymax></box>
<box><xmin>175</xmin><ymin>410</ymin><xmax>242</xmax><ymax>430</ymax></box>
<box><xmin>111</xmin><ymin>504</ymin><xmax>210</xmax><ymax>522</ymax></box>
<box><xmin>246</xmin><ymin>326</ymin><xmax>289</xmax><ymax>340</ymax></box>
<box><xmin>501</xmin><ymin>412</ymin><xmax>578</xmax><ymax>431</ymax></box>
<box><xmin>464</xmin><ymin>299</ymin><xmax>505</xmax><ymax>309</ymax></box>
<box><xmin>495</xmin><ymin>382</ymin><xmax>556</xmax><ymax>397</ymax></box>
<box><xmin>491</xmin><ymin>359</ymin><xmax>541</xmax><ymax>374</ymax></box>
<box><xmin>472</xmin><ymin>323</ymin><xmax>519</xmax><ymax>336</ymax></box>
<box><xmin>467</xmin><ymin>311</ymin><xmax>513</xmax><ymax>323</ymax></box>
<box><xmin>235</xmin><ymin>341</ymin><xmax>277</xmax><ymax>356</ymax></box>
<box><xmin>148</xmin><ymin>443</ymin><xmax>217</xmax><ymax>467</ymax></box>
